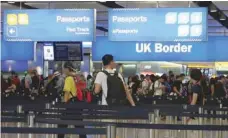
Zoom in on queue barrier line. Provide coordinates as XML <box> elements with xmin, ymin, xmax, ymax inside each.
<box><xmin>51</xmin><ymin>103</ymin><xmax>228</xmax><ymax>112</ymax></box>
<box><xmin>35</xmin><ymin>118</ymin><xmax>228</xmax><ymax>131</ymax></box>
<box><xmin>2</xmin><ymin>107</ymin><xmax>226</xmax><ymax>118</ymax></box>
<box><xmin>2</xmin><ymin>98</ymin><xmax>227</xmax><ymax>111</ymax></box>
<box><xmin>2</xmin><ymin>106</ymin><xmax>228</xmax><ymax>119</ymax></box>
<box><xmin>2</xmin><ymin>110</ymin><xmax>228</xmax><ymax>123</ymax></box>
<box><xmin>4</xmin><ymin>118</ymin><xmax>228</xmax><ymax>131</ymax></box>
<box><xmin>1</xmin><ymin>117</ymin><xmax>25</xmax><ymax>122</ymax></box>
<box><xmin>1</xmin><ymin>127</ymin><xmax>106</xmax><ymax>135</ymax></box>
<box><xmin>2</xmin><ymin>109</ymin><xmax>228</xmax><ymax>121</ymax></box>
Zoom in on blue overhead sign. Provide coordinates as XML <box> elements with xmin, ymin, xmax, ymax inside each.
<box><xmin>92</xmin><ymin>36</ymin><xmax>228</xmax><ymax>62</ymax></box>
<box><xmin>1</xmin><ymin>38</ymin><xmax>34</xmax><ymax>60</ymax></box>
<box><xmin>109</xmin><ymin>8</ymin><xmax>208</xmax><ymax>41</ymax></box>
<box><xmin>3</xmin><ymin>9</ymin><xmax>96</xmax><ymax>41</ymax></box>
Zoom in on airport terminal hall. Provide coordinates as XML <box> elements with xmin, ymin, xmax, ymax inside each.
<box><xmin>1</xmin><ymin>1</ymin><xmax>228</xmax><ymax>138</ymax></box>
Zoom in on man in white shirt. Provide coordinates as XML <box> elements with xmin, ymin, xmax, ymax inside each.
<box><xmin>142</xmin><ymin>75</ymin><xmax>150</xmax><ymax>94</ymax></box>
<box><xmin>154</xmin><ymin>74</ymin><xmax>167</xmax><ymax>96</ymax></box>
<box><xmin>94</xmin><ymin>54</ymin><xmax>135</xmax><ymax>106</ymax></box>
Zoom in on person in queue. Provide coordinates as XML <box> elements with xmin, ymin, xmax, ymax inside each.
<box><xmin>190</xmin><ymin>69</ymin><xmax>204</xmax><ymax>106</ymax></box>
<box><xmin>94</xmin><ymin>54</ymin><xmax>135</xmax><ymax>106</ymax></box>
<box><xmin>140</xmin><ymin>74</ymin><xmax>145</xmax><ymax>82</ymax></box>
<box><xmin>154</xmin><ymin>74</ymin><xmax>167</xmax><ymax>96</ymax></box>
<box><xmin>142</xmin><ymin>75</ymin><xmax>151</xmax><ymax>94</ymax></box>
<box><xmin>214</xmin><ymin>75</ymin><xmax>227</xmax><ymax>99</ymax></box>
<box><xmin>172</xmin><ymin>74</ymin><xmax>185</xmax><ymax>96</ymax></box>
<box><xmin>57</xmin><ymin>62</ymin><xmax>86</xmax><ymax>138</ymax></box>
<box><xmin>127</xmin><ymin>76</ymin><xmax>133</xmax><ymax>89</ymax></box>
<box><xmin>209</xmin><ymin>78</ymin><xmax>216</xmax><ymax>97</ymax></box>
<box><xmin>53</xmin><ymin>71</ymin><xmax>65</xmax><ymax>100</ymax></box>
<box><xmin>31</xmin><ymin>70</ymin><xmax>40</xmax><ymax>90</ymax></box>
<box><xmin>11</xmin><ymin>71</ymin><xmax>20</xmax><ymax>89</ymax></box>
<box><xmin>86</xmin><ymin>75</ymin><xmax>93</xmax><ymax>89</ymax></box>
<box><xmin>131</xmin><ymin>75</ymin><xmax>141</xmax><ymax>102</ymax></box>
<box><xmin>24</xmin><ymin>69</ymin><xmax>33</xmax><ymax>95</ymax></box>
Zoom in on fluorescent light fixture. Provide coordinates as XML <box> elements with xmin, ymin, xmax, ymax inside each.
<box><xmin>82</xmin><ymin>42</ymin><xmax>92</xmax><ymax>45</ymax></box>
<box><xmin>210</xmin><ymin>9</ymin><xmax>217</xmax><ymax>12</ymax></box>
<box><xmin>220</xmin><ymin>15</ymin><xmax>226</xmax><ymax>21</ymax></box>
<box><xmin>144</xmin><ymin>65</ymin><xmax>151</xmax><ymax>69</ymax></box>
<box><xmin>99</xmin><ymin>1</ymin><xmax>106</xmax><ymax>2</ymax></box>
<box><xmin>8</xmin><ymin>1</ymin><xmax>15</xmax><ymax>3</ymax></box>
<box><xmin>82</xmin><ymin>42</ymin><xmax>92</xmax><ymax>48</ymax></box>
<box><xmin>5</xmin><ymin>60</ymin><xmax>15</xmax><ymax>64</ymax></box>
<box><xmin>209</xmin><ymin>5</ymin><xmax>217</xmax><ymax>13</ymax></box>
<box><xmin>123</xmin><ymin>64</ymin><xmax>136</xmax><ymax>67</ymax></box>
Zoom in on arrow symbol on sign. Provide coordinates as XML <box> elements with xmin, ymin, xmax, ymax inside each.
<box><xmin>9</xmin><ymin>29</ymin><xmax>15</xmax><ymax>34</ymax></box>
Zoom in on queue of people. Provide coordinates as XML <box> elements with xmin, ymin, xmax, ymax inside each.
<box><xmin>2</xmin><ymin>54</ymin><xmax>228</xmax><ymax>138</ymax></box>
<box><xmin>127</xmin><ymin>70</ymin><xmax>228</xmax><ymax>106</ymax></box>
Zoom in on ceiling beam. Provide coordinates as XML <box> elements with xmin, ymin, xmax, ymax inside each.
<box><xmin>194</xmin><ymin>1</ymin><xmax>228</xmax><ymax>29</ymax></box>
<box><xmin>97</xmin><ymin>1</ymin><xmax>124</xmax><ymax>32</ymax></box>
<box><xmin>97</xmin><ymin>1</ymin><xmax>124</xmax><ymax>8</ymax></box>
<box><xmin>6</xmin><ymin>2</ymin><xmax>108</xmax><ymax>32</ymax></box>
<box><xmin>9</xmin><ymin>2</ymin><xmax>38</xmax><ymax>9</ymax></box>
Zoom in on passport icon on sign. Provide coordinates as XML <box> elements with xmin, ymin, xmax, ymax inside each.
<box><xmin>7</xmin><ymin>14</ymin><xmax>18</xmax><ymax>25</ymax></box>
<box><xmin>18</xmin><ymin>14</ymin><xmax>29</xmax><ymax>25</ymax></box>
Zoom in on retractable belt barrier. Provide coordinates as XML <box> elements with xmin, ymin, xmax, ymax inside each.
<box><xmin>1</xmin><ymin>96</ymin><xmax>228</xmax><ymax>138</ymax></box>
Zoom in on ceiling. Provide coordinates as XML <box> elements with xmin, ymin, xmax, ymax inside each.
<box><xmin>1</xmin><ymin>1</ymin><xmax>228</xmax><ymax>36</ymax></box>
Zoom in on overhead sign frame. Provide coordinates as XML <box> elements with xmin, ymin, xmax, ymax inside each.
<box><xmin>108</xmin><ymin>8</ymin><xmax>208</xmax><ymax>42</ymax></box>
<box><xmin>3</xmin><ymin>9</ymin><xmax>96</xmax><ymax>42</ymax></box>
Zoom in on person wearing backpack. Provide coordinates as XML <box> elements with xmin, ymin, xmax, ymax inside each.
<box><xmin>94</xmin><ymin>54</ymin><xmax>135</xmax><ymax>106</ymax></box>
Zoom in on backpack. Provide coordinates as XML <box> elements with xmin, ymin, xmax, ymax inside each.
<box><xmin>148</xmin><ymin>83</ymin><xmax>155</xmax><ymax>96</ymax></box>
<box><xmin>103</xmin><ymin>70</ymin><xmax>126</xmax><ymax>104</ymax></box>
<box><xmin>72</xmin><ymin>77</ymin><xmax>92</xmax><ymax>103</ymax></box>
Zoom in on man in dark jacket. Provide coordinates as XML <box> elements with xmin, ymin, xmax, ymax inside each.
<box><xmin>214</xmin><ymin>76</ymin><xmax>226</xmax><ymax>98</ymax></box>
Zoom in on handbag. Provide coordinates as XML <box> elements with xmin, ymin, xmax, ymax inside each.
<box><xmin>68</xmin><ymin>91</ymin><xmax>79</xmax><ymax>103</ymax></box>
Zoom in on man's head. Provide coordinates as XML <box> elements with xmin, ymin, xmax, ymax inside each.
<box><xmin>145</xmin><ymin>75</ymin><xmax>150</xmax><ymax>81</ymax></box>
<box><xmin>63</xmin><ymin>62</ymin><xmax>74</xmax><ymax>76</ymax></box>
<box><xmin>102</xmin><ymin>54</ymin><xmax>115</xmax><ymax>69</ymax></box>
<box><xmin>219</xmin><ymin>75</ymin><xmax>226</xmax><ymax>84</ymax></box>
<box><xmin>168</xmin><ymin>71</ymin><xmax>174</xmax><ymax>76</ymax></box>
<box><xmin>160</xmin><ymin>74</ymin><xmax>167</xmax><ymax>83</ymax></box>
<box><xmin>177</xmin><ymin>73</ymin><xmax>185</xmax><ymax>81</ymax></box>
<box><xmin>190</xmin><ymin>69</ymin><xmax>202</xmax><ymax>82</ymax></box>
<box><xmin>140</xmin><ymin>74</ymin><xmax>145</xmax><ymax>80</ymax></box>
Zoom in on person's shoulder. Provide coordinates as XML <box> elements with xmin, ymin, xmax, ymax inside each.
<box><xmin>96</xmin><ymin>72</ymin><xmax>107</xmax><ymax>80</ymax></box>
<box><xmin>117</xmin><ymin>72</ymin><xmax>123</xmax><ymax>77</ymax></box>
<box><xmin>97</xmin><ymin>71</ymin><xmax>106</xmax><ymax>77</ymax></box>
<box><xmin>65</xmin><ymin>76</ymin><xmax>74</xmax><ymax>81</ymax></box>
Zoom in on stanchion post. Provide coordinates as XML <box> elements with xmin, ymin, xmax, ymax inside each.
<box><xmin>198</xmin><ymin>107</ymin><xmax>203</xmax><ymax>138</ymax></box>
<box><xmin>182</xmin><ymin>116</ymin><xmax>187</xmax><ymax>138</ymax></box>
<box><xmin>154</xmin><ymin>109</ymin><xmax>160</xmax><ymax>138</ymax></box>
<box><xmin>27</xmin><ymin>111</ymin><xmax>35</xmax><ymax>138</ymax></box>
<box><xmin>182</xmin><ymin>104</ymin><xmax>188</xmax><ymax>138</ymax></box>
<box><xmin>45</xmin><ymin>103</ymin><xmax>51</xmax><ymax>138</ymax></box>
<box><xmin>148</xmin><ymin>112</ymin><xmax>155</xmax><ymax>138</ymax></box>
<box><xmin>219</xmin><ymin>104</ymin><xmax>223</xmax><ymax>138</ymax></box>
<box><xmin>106</xmin><ymin>124</ymin><xmax>116</xmax><ymax>138</ymax></box>
<box><xmin>168</xmin><ymin>115</ymin><xmax>172</xmax><ymax>137</ymax></box>
<box><xmin>210</xmin><ymin>109</ymin><xmax>214</xmax><ymax>138</ymax></box>
<box><xmin>17</xmin><ymin>105</ymin><xmax>23</xmax><ymax>138</ymax></box>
